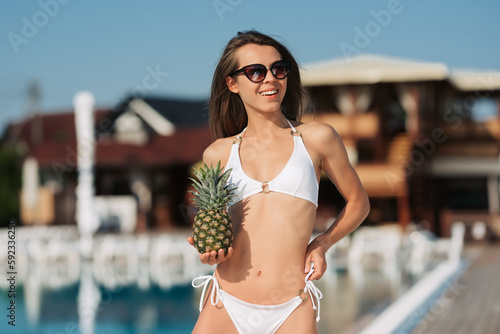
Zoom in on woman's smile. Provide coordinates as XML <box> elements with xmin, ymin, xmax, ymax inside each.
<box><xmin>259</xmin><ymin>88</ymin><xmax>279</xmax><ymax>98</ymax></box>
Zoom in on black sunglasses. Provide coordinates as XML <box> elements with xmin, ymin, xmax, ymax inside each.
<box><xmin>229</xmin><ymin>60</ymin><xmax>290</xmax><ymax>83</ymax></box>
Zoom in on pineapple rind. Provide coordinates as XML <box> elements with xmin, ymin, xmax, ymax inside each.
<box><xmin>190</xmin><ymin>161</ymin><xmax>236</xmax><ymax>254</ymax></box>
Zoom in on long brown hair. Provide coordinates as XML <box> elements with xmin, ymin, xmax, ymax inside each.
<box><xmin>209</xmin><ymin>30</ymin><xmax>307</xmax><ymax>139</ymax></box>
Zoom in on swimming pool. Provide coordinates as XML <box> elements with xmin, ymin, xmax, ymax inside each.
<box><xmin>0</xmin><ymin>264</ymin><xmax>425</xmax><ymax>334</ymax></box>
<box><xmin>0</xmin><ymin>227</ymin><xmax>446</xmax><ymax>333</ymax></box>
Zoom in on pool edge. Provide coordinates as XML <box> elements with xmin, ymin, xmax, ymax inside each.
<box><xmin>358</xmin><ymin>259</ymin><xmax>468</xmax><ymax>334</ymax></box>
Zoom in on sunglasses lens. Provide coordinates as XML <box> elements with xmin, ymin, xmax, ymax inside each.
<box><xmin>244</xmin><ymin>65</ymin><xmax>266</xmax><ymax>82</ymax></box>
<box><xmin>272</xmin><ymin>61</ymin><xmax>290</xmax><ymax>79</ymax></box>
<box><xmin>235</xmin><ymin>61</ymin><xmax>290</xmax><ymax>83</ymax></box>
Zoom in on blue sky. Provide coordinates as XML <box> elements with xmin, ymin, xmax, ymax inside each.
<box><xmin>1</xmin><ymin>0</ymin><xmax>499</xmax><ymax>132</ymax></box>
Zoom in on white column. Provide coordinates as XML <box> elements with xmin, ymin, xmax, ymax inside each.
<box><xmin>25</xmin><ymin>267</ymin><xmax>42</xmax><ymax>330</ymax></box>
<box><xmin>487</xmin><ymin>175</ymin><xmax>500</xmax><ymax>213</ymax></box>
<box><xmin>397</xmin><ymin>83</ymin><xmax>419</xmax><ymax>138</ymax></box>
<box><xmin>355</xmin><ymin>85</ymin><xmax>373</xmax><ymax>113</ymax></box>
<box><xmin>21</xmin><ymin>157</ymin><xmax>39</xmax><ymax>224</ymax></box>
<box><xmin>78</xmin><ymin>262</ymin><xmax>101</xmax><ymax>334</ymax></box>
<box><xmin>334</xmin><ymin>86</ymin><xmax>358</xmax><ymax>165</ymax></box>
<box><xmin>73</xmin><ymin>91</ymin><xmax>99</xmax><ymax>258</ymax></box>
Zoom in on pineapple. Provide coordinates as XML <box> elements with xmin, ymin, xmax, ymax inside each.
<box><xmin>189</xmin><ymin>161</ymin><xmax>237</xmax><ymax>254</ymax></box>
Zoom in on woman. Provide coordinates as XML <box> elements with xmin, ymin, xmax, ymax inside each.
<box><xmin>188</xmin><ymin>30</ymin><xmax>370</xmax><ymax>334</ymax></box>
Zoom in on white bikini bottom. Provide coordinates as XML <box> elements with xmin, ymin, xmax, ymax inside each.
<box><xmin>192</xmin><ymin>263</ymin><xmax>322</xmax><ymax>334</ymax></box>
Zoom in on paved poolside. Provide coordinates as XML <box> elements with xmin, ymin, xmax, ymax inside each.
<box><xmin>411</xmin><ymin>244</ymin><xmax>500</xmax><ymax>334</ymax></box>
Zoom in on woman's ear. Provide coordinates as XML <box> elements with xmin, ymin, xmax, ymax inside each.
<box><xmin>226</xmin><ymin>76</ymin><xmax>239</xmax><ymax>94</ymax></box>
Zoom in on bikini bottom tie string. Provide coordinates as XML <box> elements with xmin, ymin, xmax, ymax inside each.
<box><xmin>304</xmin><ymin>263</ymin><xmax>323</xmax><ymax>322</ymax></box>
<box><xmin>305</xmin><ymin>279</ymin><xmax>323</xmax><ymax>322</ymax></box>
<box><xmin>192</xmin><ymin>275</ymin><xmax>221</xmax><ymax>312</ymax></box>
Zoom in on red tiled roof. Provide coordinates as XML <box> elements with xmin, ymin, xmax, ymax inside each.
<box><xmin>6</xmin><ymin>110</ymin><xmax>212</xmax><ymax>167</ymax></box>
<box><xmin>94</xmin><ymin>127</ymin><xmax>212</xmax><ymax>167</ymax></box>
<box><xmin>5</xmin><ymin>109</ymin><xmax>113</xmax><ymax>149</ymax></box>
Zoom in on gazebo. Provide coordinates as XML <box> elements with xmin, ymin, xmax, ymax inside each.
<box><xmin>300</xmin><ymin>54</ymin><xmax>450</xmax><ymax>229</ymax></box>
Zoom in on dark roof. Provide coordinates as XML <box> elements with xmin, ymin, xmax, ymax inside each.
<box><xmin>142</xmin><ymin>96</ymin><xmax>208</xmax><ymax>127</ymax></box>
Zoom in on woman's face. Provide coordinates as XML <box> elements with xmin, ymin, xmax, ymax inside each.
<box><xmin>226</xmin><ymin>44</ymin><xmax>287</xmax><ymax>116</ymax></box>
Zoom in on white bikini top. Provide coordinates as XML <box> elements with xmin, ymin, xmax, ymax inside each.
<box><xmin>225</xmin><ymin>119</ymin><xmax>319</xmax><ymax>207</ymax></box>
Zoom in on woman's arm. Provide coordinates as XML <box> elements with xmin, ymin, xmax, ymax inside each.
<box><xmin>304</xmin><ymin>122</ymin><xmax>370</xmax><ymax>280</ymax></box>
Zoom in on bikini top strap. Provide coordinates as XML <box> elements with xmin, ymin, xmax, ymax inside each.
<box><xmin>232</xmin><ymin>127</ymin><xmax>247</xmax><ymax>145</ymax></box>
<box><xmin>238</xmin><ymin>127</ymin><xmax>248</xmax><ymax>137</ymax></box>
<box><xmin>233</xmin><ymin>119</ymin><xmax>297</xmax><ymax>145</ymax></box>
<box><xmin>286</xmin><ymin>118</ymin><xmax>302</xmax><ymax>138</ymax></box>
<box><xmin>285</xmin><ymin>118</ymin><xmax>297</xmax><ymax>133</ymax></box>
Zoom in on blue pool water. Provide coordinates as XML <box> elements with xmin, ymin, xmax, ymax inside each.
<box><xmin>0</xmin><ymin>266</ymin><xmax>425</xmax><ymax>334</ymax></box>
<box><xmin>1</xmin><ymin>283</ymin><xmax>200</xmax><ymax>334</ymax></box>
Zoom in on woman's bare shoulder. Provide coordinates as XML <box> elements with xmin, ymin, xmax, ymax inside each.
<box><xmin>203</xmin><ymin>136</ymin><xmax>235</xmax><ymax>167</ymax></box>
<box><xmin>295</xmin><ymin>120</ymin><xmax>341</xmax><ymax>145</ymax></box>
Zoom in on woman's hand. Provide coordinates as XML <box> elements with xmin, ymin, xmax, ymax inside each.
<box><xmin>304</xmin><ymin>238</ymin><xmax>328</xmax><ymax>281</ymax></box>
<box><xmin>187</xmin><ymin>236</ymin><xmax>233</xmax><ymax>266</ymax></box>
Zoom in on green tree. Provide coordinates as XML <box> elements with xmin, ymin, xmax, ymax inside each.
<box><xmin>0</xmin><ymin>144</ymin><xmax>23</xmax><ymax>227</ymax></box>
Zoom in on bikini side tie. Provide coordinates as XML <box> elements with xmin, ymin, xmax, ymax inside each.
<box><xmin>305</xmin><ymin>263</ymin><xmax>323</xmax><ymax>322</ymax></box>
<box><xmin>192</xmin><ymin>275</ymin><xmax>221</xmax><ymax>312</ymax></box>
